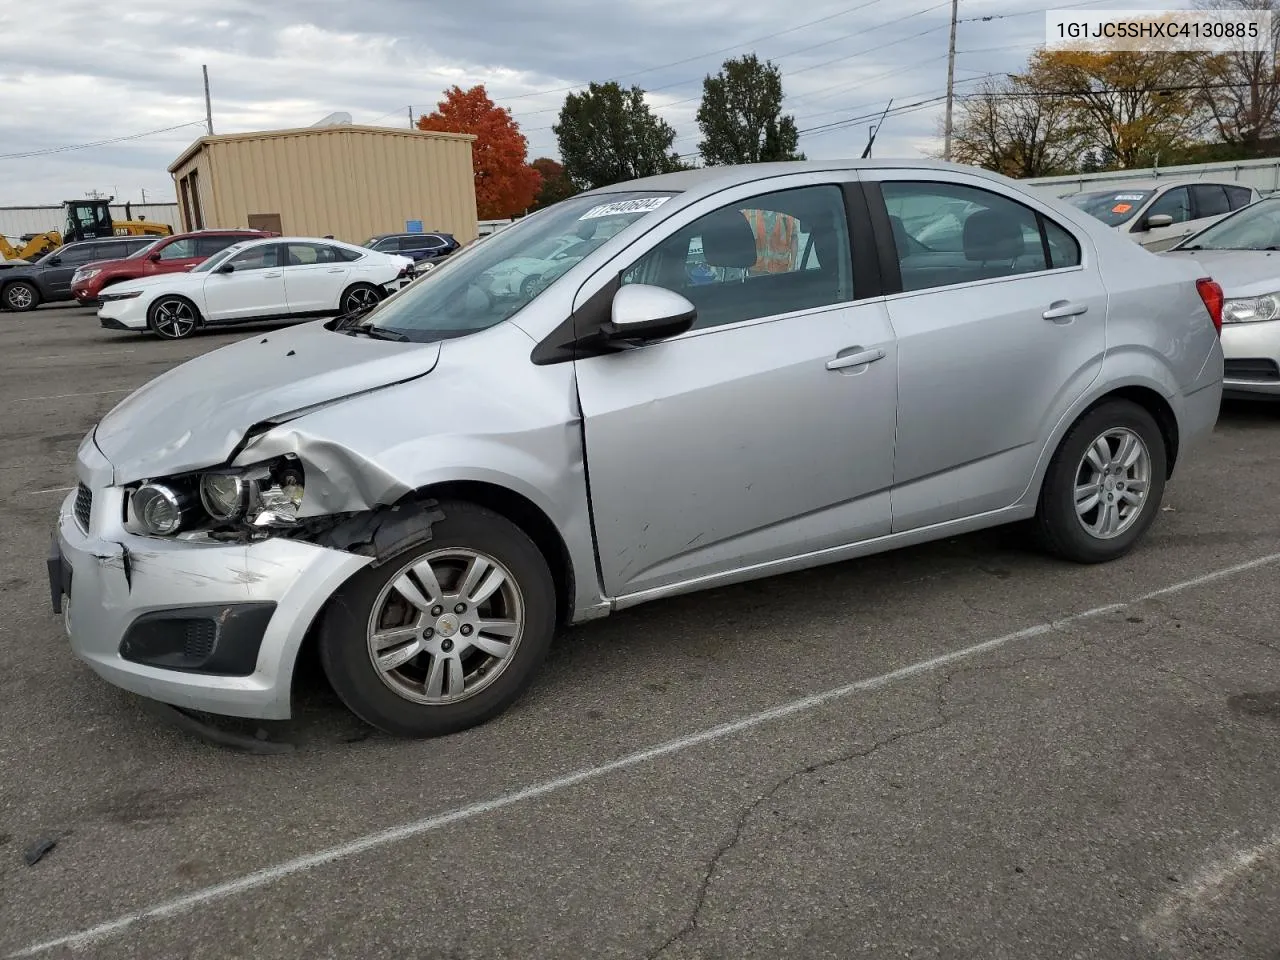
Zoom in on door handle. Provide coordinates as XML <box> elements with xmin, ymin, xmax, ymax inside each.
<box><xmin>826</xmin><ymin>347</ymin><xmax>886</xmax><ymax>371</ymax></box>
<box><xmin>326</xmin><ymin>267</ymin><xmax>345</xmax><ymax>273</ymax></box>
<box><xmin>1042</xmin><ymin>300</ymin><xmax>1088</xmax><ymax>321</ymax></box>
<box><xmin>263</xmin><ymin>272</ymin><xmax>283</xmax><ymax>278</ymax></box>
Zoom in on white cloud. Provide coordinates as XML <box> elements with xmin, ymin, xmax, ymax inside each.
<box><xmin>0</xmin><ymin>0</ymin><xmax>1181</xmax><ymax>206</ymax></box>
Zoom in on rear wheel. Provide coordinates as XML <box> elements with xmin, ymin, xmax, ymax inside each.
<box><xmin>341</xmin><ymin>283</ymin><xmax>383</xmax><ymax>316</ymax></box>
<box><xmin>3</xmin><ymin>281</ymin><xmax>39</xmax><ymax>312</ymax></box>
<box><xmin>317</xmin><ymin>501</ymin><xmax>556</xmax><ymax>738</ymax></box>
<box><xmin>1035</xmin><ymin>399</ymin><xmax>1167</xmax><ymax>563</ymax></box>
<box><xmin>147</xmin><ymin>296</ymin><xmax>200</xmax><ymax>339</ymax></box>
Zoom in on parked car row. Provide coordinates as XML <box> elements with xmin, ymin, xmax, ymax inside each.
<box><xmin>51</xmin><ymin>159</ymin><xmax>1230</xmax><ymax>741</ymax></box>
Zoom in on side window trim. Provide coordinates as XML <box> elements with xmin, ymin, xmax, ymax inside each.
<box><xmin>532</xmin><ymin>174</ymin><xmax>870</xmax><ymax>365</ymax></box>
<box><xmin>865</xmin><ymin>175</ymin><xmax>1085</xmax><ymax>296</ymax></box>
<box><xmin>614</xmin><ymin>183</ymin><xmax>860</xmax><ymax>335</ymax></box>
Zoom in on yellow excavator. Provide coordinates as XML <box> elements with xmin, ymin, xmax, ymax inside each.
<box><xmin>0</xmin><ymin>198</ymin><xmax>171</xmax><ymax>264</ymax></box>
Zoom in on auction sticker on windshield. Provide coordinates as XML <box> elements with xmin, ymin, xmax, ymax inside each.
<box><xmin>579</xmin><ymin>197</ymin><xmax>671</xmax><ymax>219</ymax></box>
<box><xmin>1112</xmin><ymin>203</ymin><xmax>1133</xmax><ymax>213</ymax></box>
<box><xmin>1115</xmin><ymin>194</ymin><xmax>1145</xmax><ymax>201</ymax></box>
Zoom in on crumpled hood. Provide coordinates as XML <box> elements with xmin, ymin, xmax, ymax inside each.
<box><xmin>1161</xmin><ymin>248</ymin><xmax>1280</xmax><ymax>297</ymax></box>
<box><xmin>94</xmin><ymin>320</ymin><xmax>441</xmax><ymax>484</ymax></box>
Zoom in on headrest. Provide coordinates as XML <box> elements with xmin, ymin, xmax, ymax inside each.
<box><xmin>700</xmin><ymin>209</ymin><xmax>759</xmax><ymax>269</ymax></box>
<box><xmin>963</xmin><ymin>209</ymin><xmax>1025</xmax><ymax>261</ymax></box>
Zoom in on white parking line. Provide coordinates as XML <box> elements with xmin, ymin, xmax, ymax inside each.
<box><xmin>13</xmin><ymin>389</ymin><xmax>131</xmax><ymax>403</ymax></box>
<box><xmin>25</xmin><ymin>486</ymin><xmax>75</xmax><ymax>496</ymax></box>
<box><xmin>25</xmin><ymin>350</ymin><xmax>136</xmax><ymax>361</ymax></box>
<box><xmin>10</xmin><ymin>550</ymin><xmax>1280</xmax><ymax>958</ymax></box>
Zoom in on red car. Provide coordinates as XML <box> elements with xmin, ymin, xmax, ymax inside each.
<box><xmin>70</xmin><ymin>229</ymin><xmax>276</xmax><ymax>303</ymax></box>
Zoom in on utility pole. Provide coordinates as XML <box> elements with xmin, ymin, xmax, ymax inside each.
<box><xmin>942</xmin><ymin>0</ymin><xmax>959</xmax><ymax>161</ymax></box>
<box><xmin>141</xmin><ymin>187</ymin><xmax>148</xmax><ymax>204</ymax></box>
<box><xmin>202</xmin><ymin>65</ymin><xmax>214</xmax><ymax>136</ymax></box>
<box><xmin>409</xmin><ymin>106</ymin><xmax>414</xmax><ymax>130</ymax></box>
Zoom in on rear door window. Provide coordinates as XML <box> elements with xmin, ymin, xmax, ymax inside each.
<box><xmin>879</xmin><ymin>181</ymin><xmax>1058</xmax><ymax>292</ymax></box>
<box><xmin>1192</xmin><ymin>185</ymin><xmax>1231</xmax><ymax>218</ymax></box>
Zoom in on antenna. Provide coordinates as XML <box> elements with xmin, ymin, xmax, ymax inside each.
<box><xmin>862</xmin><ymin>99</ymin><xmax>894</xmax><ymax>159</ymax></box>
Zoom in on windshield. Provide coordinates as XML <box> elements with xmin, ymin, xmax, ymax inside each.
<box><xmin>1176</xmin><ymin>195</ymin><xmax>1278</xmax><ymax>250</ymax></box>
<box><xmin>1066</xmin><ymin>189</ymin><xmax>1155</xmax><ymax>226</ymax></box>
<box><xmin>354</xmin><ymin>192</ymin><xmax>677</xmax><ymax>343</ymax></box>
<box><xmin>192</xmin><ymin>242</ymin><xmax>249</xmax><ymax>273</ymax></box>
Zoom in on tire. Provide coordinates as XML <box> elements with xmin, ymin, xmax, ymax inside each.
<box><xmin>317</xmin><ymin>500</ymin><xmax>556</xmax><ymax>738</ymax></box>
<box><xmin>3</xmin><ymin>281</ymin><xmax>40</xmax><ymax>312</ymax></box>
<box><xmin>519</xmin><ymin>275</ymin><xmax>541</xmax><ymax>298</ymax></box>
<box><xmin>341</xmin><ymin>283</ymin><xmax>383</xmax><ymax>316</ymax></box>
<box><xmin>147</xmin><ymin>296</ymin><xmax>200</xmax><ymax>339</ymax></box>
<box><xmin>1034</xmin><ymin>399</ymin><xmax>1167</xmax><ymax>564</ymax></box>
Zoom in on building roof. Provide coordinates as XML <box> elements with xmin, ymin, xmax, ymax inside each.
<box><xmin>168</xmin><ymin>124</ymin><xmax>477</xmax><ymax>173</ymax></box>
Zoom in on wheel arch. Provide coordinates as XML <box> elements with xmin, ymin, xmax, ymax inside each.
<box><xmin>287</xmin><ymin>482</ymin><xmax>577</xmax><ymax>707</ymax></box>
<box><xmin>1023</xmin><ymin>377</ymin><xmax>1182</xmax><ymax>509</ymax></box>
<box><xmin>406</xmin><ymin>482</ymin><xmax>576</xmax><ymax>630</ymax></box>
<box><xmin>1</xmin><ymin>277</ymin><xmax>40</xmax><ymax>309</ymax></box>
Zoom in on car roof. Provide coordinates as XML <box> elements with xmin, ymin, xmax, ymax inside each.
<box><xmin>1072</xmin><ymin>179</ymin><xmax>1252</xmax><ymax>193</ymax></box>
<box><xmin>581</xmin><ymin>158</ymin><xmax>1038</xmax><ymax>197</ymax></box>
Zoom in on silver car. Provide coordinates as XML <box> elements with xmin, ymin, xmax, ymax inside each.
<box><xmin>49</xmin><ymin>160</ymin><xmax>1225</xmax><ymax>739</ymax></box>
<box><xmin>1063</xmin><ymin>179</ymin><xmax>1258</xmax><ymax>252</ymax></box>
<box><xmin>1163</xmin><ymin>194</ymin><xmax>1280</xmax><ymax>398</ymax></box>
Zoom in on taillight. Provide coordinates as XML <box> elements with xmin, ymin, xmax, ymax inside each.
<box><xmin>1196</xmin><ymin>277</ymin><xmax>1223</xmax><ymax>335</ymax></box>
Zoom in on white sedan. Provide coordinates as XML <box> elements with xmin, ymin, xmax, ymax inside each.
<box><xmin>97</xmin><ymin>236</ymin><xmax>415</xmax><ymax>339</ymax></box>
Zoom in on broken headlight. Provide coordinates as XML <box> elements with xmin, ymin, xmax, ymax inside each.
<box><xmin>199</xmin><ymin>457</ymin><xmax>306</xmax><ymax>528</ymax></box>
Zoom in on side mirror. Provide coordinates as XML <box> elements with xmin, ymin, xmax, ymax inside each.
<box><xmin>149</xmin><ymin>253</ymin><xmax>162</xmax><ymax>262</ymax></box>
<box><xmin>602</xmin><ymin>284</ymin><xmax>696</xmax><ymax>343</ymax></box>
<box><xmin>48</xmin><ymin>256</ymin><xmax>62</xmax><ymax>266</ymax></box>
<box><xmin>218</xmin><ymin>262</ymin><xmax>236</xmax><ymax>274</ymax></box>
<box><xmin>1145</xmin><ymin>214</ymin><xmax>1175</xmax><ymax>230</ymax></box>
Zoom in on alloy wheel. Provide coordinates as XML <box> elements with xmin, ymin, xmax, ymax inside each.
<box><xmin>1073</xmin><ymin>427</ymin><xmax>1151</xmax><ymax>540</ymax></box>
<box><xmin>366</xmin><ymin>548</ymin><xmax>526</xmax><ymax>705</ymax></box>
<box><xmin>344</xmin><ymin>286</ymin><xmax>380</xmax><ymax>313</ymax></box>
<box><xmin>6</xmin><ymin>285</ymin><xmax>34</xmax><ymax>310</ymax></box>
<box><xmin>152</xmin><ymin>299</ymin><xmax>197</xmax><ymax>338</ymax></box>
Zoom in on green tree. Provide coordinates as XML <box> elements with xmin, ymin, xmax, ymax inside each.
<box><xmin>529</xmin><ymin>157</ymin><xmax>579</xmax><ymax>210</ymax></box>
<box><xmin>696</xmin><ymin>54</ymin><xmax>804</xmax><ymax>165</ymax></box>
<box><xmin>553</xmin><ymin>82</ymin><xmax>686</xmax><ymax>190</ymax></box>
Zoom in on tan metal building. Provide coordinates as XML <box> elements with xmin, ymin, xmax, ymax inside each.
<box><xmin>167</xmin><ymin>124</ymin><xmax>478</xmax><ymax>244</ymax></box>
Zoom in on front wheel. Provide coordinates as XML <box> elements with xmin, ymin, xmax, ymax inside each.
<box><xmin>1034</xmin><ymin>399</ymin><xmax>1167</xmax><ymax>564</ymax></box>
<box><xmin>147</xmin><ymin>296</ymin><xmax>200</xmax><ymax>339</ymax></box>
<box><xmin>317</xmin><ymin>501</ymin><xmax>556</xmax><ymax>738</ymax></box>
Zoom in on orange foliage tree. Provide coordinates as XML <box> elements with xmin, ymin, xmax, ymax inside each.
<box><xmin>418</xmin><ymin>85</ymin><xmax>542</xmax><ymax>219</ymax></box>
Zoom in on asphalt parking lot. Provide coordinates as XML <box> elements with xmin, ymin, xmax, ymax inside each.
<box><xmin>2</xmin><ymin>304</ymin><xmax>1279</xmax><ymax>959</ymax></box>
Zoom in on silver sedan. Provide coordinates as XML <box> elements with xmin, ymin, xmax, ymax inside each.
<box><xmin>1163</xmin><ymin>195</ymin><xmax>1280</xmax><ymax>398</ymax></box>
<box><xmin>50</xmin><ymin>159</ymin><xmax>1225</xmax><ymax>739</ymax></box>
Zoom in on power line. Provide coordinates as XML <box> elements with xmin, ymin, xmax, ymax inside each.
<box><xmin>509</xmin><ymin>0</ymin><xmax>953</xmax><ymax>120</ymax></box>
<box><xmin>499</xmin><ymin>0</ymin><xmax>896</xmax><ymax>107</ymax></box>
<box><xmin>0</xmin><ymin>120</ymin><xmax>208</xmax><ymax>161</ymax></box>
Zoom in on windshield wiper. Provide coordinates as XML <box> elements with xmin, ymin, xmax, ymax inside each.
<box><xmin>344</xmin><ymin>321</ymin><xmax>411</xmax><ymax>342</ymax></box>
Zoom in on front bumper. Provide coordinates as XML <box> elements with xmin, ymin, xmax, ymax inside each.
<box><xmin>1221</xmin><ymin>319</ymin><xmax>1280</xmax><ymax>396</ymax></box>
<box><xmin>97</xmin><ymin>297</ymin><xmax>148</xmax><ymax>330</ymax></box>
<box><xmin>50</xmin><ymin>466</ymin><xmax>372</xmax><ymax>719</ymax></box>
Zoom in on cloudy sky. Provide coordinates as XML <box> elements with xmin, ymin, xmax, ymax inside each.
<box><xmin>0</xmin><ymin>0</ymin><xmax>1172</xmax><ymax>208</ymax></box>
